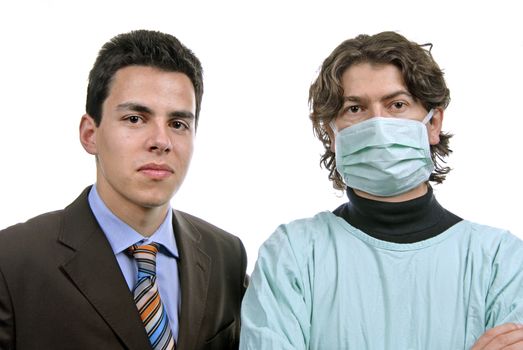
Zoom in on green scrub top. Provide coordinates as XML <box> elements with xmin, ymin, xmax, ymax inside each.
<box><xmin>240</xmin><ymin>212</ymin><xmax>523</xmax><ymax>349</ymax></box>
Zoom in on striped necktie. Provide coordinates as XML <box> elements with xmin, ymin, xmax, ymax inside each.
<box><xmin>129</xmin><ymin>243</ymin><xmax>176</xmax><ymax>350</ymax></box>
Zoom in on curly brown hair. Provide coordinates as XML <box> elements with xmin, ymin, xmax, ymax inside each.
<box><xmin>309</xmin><ymin>31</ymin><xmax>452</xmax><ymax>190</ymax></box>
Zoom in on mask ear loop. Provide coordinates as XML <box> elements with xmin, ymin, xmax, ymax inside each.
<box><xmin>329</xmin><ymin>120</ymin><xmax>338</xmax><ymax>135</ymax></box>
<box><xmin>422</xmin><ymin>109</ymin><xmax>435</xmax><ymax>124</ymax></box>
<box><xmin>328</xmin><ymin>120</ymin><xmax>339</xmax><ymax>154</ymax></box>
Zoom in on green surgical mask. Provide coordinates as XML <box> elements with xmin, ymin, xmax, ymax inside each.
<box><xmin>334</xmin><ymin>110</ymin><xmax>434</xmax><ymax>197</ymax></box>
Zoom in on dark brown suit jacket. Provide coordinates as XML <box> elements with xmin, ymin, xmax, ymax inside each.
<box><xmin>0</xmin><ymin>187</ymin><xmax>247</xmax><ymax>349</ymax></box>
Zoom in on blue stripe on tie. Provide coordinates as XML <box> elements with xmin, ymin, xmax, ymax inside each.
<box><xmin>149</xmin><ymin>309</ymin><xmax>170</xmax><ymax>347</ymax></box>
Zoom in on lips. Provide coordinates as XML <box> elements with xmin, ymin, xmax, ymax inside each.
<box><xmin>138</xmin><ymin>163</ymin><xmax>174</xmax><ymax>179</ymax></box>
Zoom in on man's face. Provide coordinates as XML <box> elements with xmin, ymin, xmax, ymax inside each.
<box><xmin>80</xmin><ymin>65</ymin><xmax>196</xmax><ymax>215</ymax></box>
<box><xmin>329</xmin><ymin>62</ymin><xmax>442</xmax><ymax>150</ymax></box>
<box><xmin>334</xmin><ymin>62</ymin><xmax>430</xmax><ymax>131</ymax></box>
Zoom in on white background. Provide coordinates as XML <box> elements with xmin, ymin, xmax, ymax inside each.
<box><xmin>0</xmin><ymin>0</ymin><xmax>521</xmax><ymax>273</ymax></box>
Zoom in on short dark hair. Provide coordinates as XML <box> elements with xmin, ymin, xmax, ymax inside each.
<box><xmin>86</xmin><ymin>29</ymin><xmax>203</xmax><ymax>127</ymax></box>
<box><xmin>309</xmin><ymin>31</ymin><xmax>452</xmax><ymax>190</ymax></box>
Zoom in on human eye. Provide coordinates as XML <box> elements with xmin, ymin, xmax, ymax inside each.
<box><xmin>342</xmin><ymin>104</ymin><xmax>362</xmax><ymax>115</ymax></box>
<box><xmin>124</xmin><ymin>114</ymin><xmax>144</xmax><ymax>124</ymax></box>
<box><xmin>390</xmin><ymin>101</ymin><xmax>407</xmax><ymax>112</ymax></box>
<box><xmin>169</xmin><ymin>119</ymin><xmax>191</xmax><ymax>131</ymax></box>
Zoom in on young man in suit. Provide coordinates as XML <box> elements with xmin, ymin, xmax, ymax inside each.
<box><xmin>0</xmin><ymin>30</ymin><xmax>247</xmax><ymax>350</ymax></box>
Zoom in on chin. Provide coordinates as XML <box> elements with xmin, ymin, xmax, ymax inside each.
<box><xmin>139</xmin><ymin>185</ymin><xmax>177</xmax><ymax>204</ymax></box>
<box><xmin>149</xmin><ymin>190</ymin><xmax>175</xmax><ymax>203</ymax></box>
<box><xmin>138</xmin><ymin>200</ymin><xmax>170</xmax><ymax>210</ymax></box>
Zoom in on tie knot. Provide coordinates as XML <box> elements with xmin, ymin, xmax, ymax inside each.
<box><xmin>128</xmin><ymin>243</ymin><xmax>160</xmax><ymax>278</ymax></box>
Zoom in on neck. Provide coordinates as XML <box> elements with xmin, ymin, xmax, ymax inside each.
<box><xmin>96</xmin><ymin>185</ymin><xmax>169</xmax><ymax>237</ymax></box>
<box><xmin>333</xmin><ymin>185</ymin><xmax>462</xmax><ymax>243</ymax></box>
<box><xmin>353</xmin><ymin>182</ymin><xmax>429</xmax><ymax>203</ymax></box>
<box><xmin>114</xmin><ymin>205</ymin><xmax>169</xmax><ymax>237</ymax></box>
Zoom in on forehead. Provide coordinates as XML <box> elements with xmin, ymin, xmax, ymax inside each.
<box><xmin>104</xmin><ymin>66</ymin><xmax>196</xmax><ymax>110</ymax></box>
<box><xmin>341</xmin><ymin>63</ymin><xmax>407</xmax><ymax>97</ymax></box>
<box><xmin>109</xmin><ymin>65</ymin><xmax>194</xmax><ymax>94</ymax></box>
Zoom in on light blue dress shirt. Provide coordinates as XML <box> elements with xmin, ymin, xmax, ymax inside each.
<box><xmin>88</xmin><ymin>186</ymin><xmax>181</xmax><ymax>341</ymax></box>
<box><xmin>240</xmin><ymin>211</ymin><xmax>523</xmax><ymax>349</ymax></box>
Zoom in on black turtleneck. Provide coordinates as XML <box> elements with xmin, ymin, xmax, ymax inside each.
<box><xmin>333</xmin><ymin>186</ymin><xmax>462</xmax><ymax>243</ymax></box>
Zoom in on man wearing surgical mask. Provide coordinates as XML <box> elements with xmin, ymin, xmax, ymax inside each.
<box><xmin>240</xmin><ymin>32</ymin><xmax>523</xmax><ymax>349</ymax></box>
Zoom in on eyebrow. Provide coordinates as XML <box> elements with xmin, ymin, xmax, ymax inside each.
<box><xmin>380</xmin><ymin>90</ymin><xmax>413</xmax><ymax>101</ymax></box>
<box><xmin>117</xmin><ymin>102</ymin><xmax>152</xmax><ymax>114</ymax></box>
<box><xmin>116</xmin><ymin>102</ymin><xmax>195</xmax><ymax>120</ymax></box>
<box><xmin>169</xmin><ymin>110</ymin><xmax>195</xmax><ymax>120</ymax></box>
<box><xmin>342</xmin><ymin>90</ymin><xmax>414</xmax><ymax>103</ymax></box>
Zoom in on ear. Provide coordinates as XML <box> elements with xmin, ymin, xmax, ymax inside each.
<box><xmin>79</xmin><ymin>114</ymin><xmax>98</xmax><ymax>155</ymax></box>
<box><xmin>428</xmin><ymin>108</ymin><xmax>444</xmax><ymax>145</ymax></box>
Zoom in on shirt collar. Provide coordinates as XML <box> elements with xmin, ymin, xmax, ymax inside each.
<box><xmin>88</xmin><ymin>185</ymin><xmax>179</xmax><ymax>258</ymax></box>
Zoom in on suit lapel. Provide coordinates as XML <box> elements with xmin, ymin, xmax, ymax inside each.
<box><xmin>58</xmin><ymin>188</ymin><xmax>152</xmax><ymax>350</ymax></box>
<box><xmin>173</xmin><ymin>210</ymin><xmax>211</xmax><ymax>350</ymax></box>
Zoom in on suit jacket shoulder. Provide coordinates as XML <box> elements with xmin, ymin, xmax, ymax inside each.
<box><xmin>0</xmin><ymin>187</ymin><xmax>151</xmax><ymax>350</ymax></box>
<box><xmin>172</xmin><ymin>209</ymin><xmax>248</xmax><ymax>350</ymax></box>
<box><xmin>175</xmin><ymin>209</ymin><xmax>244</xmax><ymax>250</ymax></box>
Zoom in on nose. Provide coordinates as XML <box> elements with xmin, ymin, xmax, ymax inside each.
<box><xmin>147</xmin><ymin>122</ymin><xmax>172</xmax><ymax>154</ymax></box>
<box><xmin>368</xmin><ymin>105</ymin><xmax>387</xmax><ymax>118</ymax></box>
